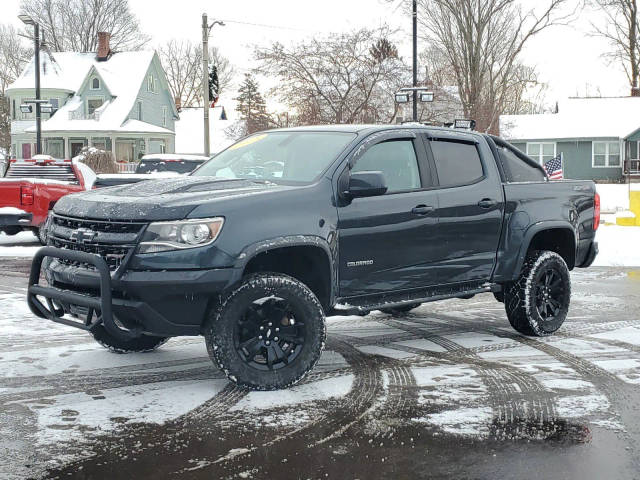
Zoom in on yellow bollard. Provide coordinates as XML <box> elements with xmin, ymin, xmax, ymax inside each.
<box><xmin>616</xmin><ymin>185</ymin><xmax>640</xmax><ymax>226</ymax></box>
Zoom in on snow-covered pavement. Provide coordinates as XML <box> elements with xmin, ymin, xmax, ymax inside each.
<box><xmin>1</xmin><ymin>261</ymin><xmax>640</xmax><ymax>479</ymax></box>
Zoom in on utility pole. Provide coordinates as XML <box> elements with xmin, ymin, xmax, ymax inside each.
<box><xmin>202</xmin><ymin>13</ymin><xmax>224</xmax><ymax>157</ymax></box>
<box><xmin>19</xmin><ymin>14</ymin><xmax>42</xmax><ymax>154</ymax></box>
<box><xmin>412</xmin><ymin>0</ymin><xmax>418</xmax><ymax>122</ymax></box>
<box><xmin>34</xmin><ymin>22</ymin><xmax>41</xmax><ymax>154</ymax></box>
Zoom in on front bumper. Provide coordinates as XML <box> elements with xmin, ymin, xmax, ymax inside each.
<box><xmin>28</xmin><ymin>247</ymin><xmax>238</xmax><ymax>338</ymax></box>
<box><xmin>0</xmin><ymin>211</ymin><xmax>32</xmax><ymax>227</ymax></box>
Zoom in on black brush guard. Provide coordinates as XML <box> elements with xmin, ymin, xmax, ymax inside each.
<box><xmin>27</xmin><ymin>247</ymin><xmax>140</xmax><ymax>340</ymax></box>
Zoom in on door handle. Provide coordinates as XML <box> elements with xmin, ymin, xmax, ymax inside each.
<box><xmin>478</xmin><ymin>198</ymin><xmax>497</xmax><ymax>209</ymax></box>
<box><xmin>412</xmin><ymin>205</ymin><xmax>434</xmax><ymax>215</ymax></box>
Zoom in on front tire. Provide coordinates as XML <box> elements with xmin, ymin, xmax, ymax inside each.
<box><xmin>205</xmin><ymin>273</ymin><xmax>326</xmax><ymax>390</ymax></box>
<box><xmin>92</xmin><ymin>325</ymin><xmax>169</xmax><ymax>353</ymax></box>
<box><xmin>504</xmin><ymin>251</ymin><xmax>570</xmax><ymax>336</ymax></box>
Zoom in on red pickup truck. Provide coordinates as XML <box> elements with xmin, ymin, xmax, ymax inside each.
<box><xmin>0</xmin><ymin>156</ymin><xmax>91</xmax><ymax>244</ymax></box>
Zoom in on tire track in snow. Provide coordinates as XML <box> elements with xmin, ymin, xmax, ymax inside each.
<box><xmin>429</xmin><ymin>311</ymin><xmax>640</xmax><ymax>458</ymax></box>
<box><xmin>209</xmin><ymin>337</ymin><xmax>384</xmax><ymax>477</ymax></box>
<box><xmin>384</xmin><ymin>317</ymin><xmax>559</xmax><ymax>436</ymax></box>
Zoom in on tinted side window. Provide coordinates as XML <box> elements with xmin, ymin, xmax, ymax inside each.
<box><xmin>430</xmin><ymin>140</ymin><xmax>483</xmax><ymax>187</ymax></box>
<box><xmin>497</xmin><ymin>146</ymin><xmax>546</xmax><ymax>182</ymax></box>
<box><xmin>352</xmin><ymin>139</ymin><xmax>421</xmax><ymax>193</ymax></box>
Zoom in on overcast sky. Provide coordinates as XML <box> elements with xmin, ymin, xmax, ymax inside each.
<box><xmin>2</xmin><ymin>0</ymin><xmax>631</xmax><ymax>110</ymax></box>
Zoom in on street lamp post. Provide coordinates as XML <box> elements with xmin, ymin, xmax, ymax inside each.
<box><xmin>412</xmin><ymin>0</ymin><xmax>418</xmax><ymax>122</ymax></box>
<box><xmin>18</xmin><ymin>14</ymin><xmax>42</xmax><ymax>155</ymax></box>
<box><xmin>202</xmin><ymin>14</ymin><xmax>225</xmax><ymax>157</ymax></box>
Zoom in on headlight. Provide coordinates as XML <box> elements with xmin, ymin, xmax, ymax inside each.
<box><xmin>138</xmin><ymin>217</ymin><xmax>224</xmax><ymax>254</ymax></box>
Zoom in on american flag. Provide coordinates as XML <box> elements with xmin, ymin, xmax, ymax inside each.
<box><xmin>544</xmin><ymin>154</ymin><xmax>563</xmax><ymax>180</ymax></box>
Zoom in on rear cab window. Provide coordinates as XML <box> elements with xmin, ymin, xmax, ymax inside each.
<box><xmin>496</xmin><ymin>144</ymin><xmax>546</xmax><ymax>182</ymax></box>
<box><xmin>428</xmin><ymin>139</ymin><xmax>484</xmax><ymax>187</ymax></box>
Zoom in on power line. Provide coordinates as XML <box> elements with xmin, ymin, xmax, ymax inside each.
<box><xmin>220</xmin><ymin>19</ymin><xmax>312</xmax><ymax>32</ymax></box>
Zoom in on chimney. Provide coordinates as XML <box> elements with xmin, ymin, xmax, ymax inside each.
<box><xmin>174</xmin><ymin>96</ymin><xmax>182</xmax><ymax>112</ymax></box>
<box><xmin>97</xmin><ymin>32</ymin><xmax>111</xmax><ymax>61</ymax></box>
<box><xmin>632</xmin><ymin>87</ymin><xmax>640</xmax><ymax>97</ymax></box>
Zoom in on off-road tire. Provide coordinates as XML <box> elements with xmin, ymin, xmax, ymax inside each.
<box><xmin>504</xmin><ymin>250</ymin><xmax>570</xmax><ymax>336</ymax></box>
<box><xmin>380</xmin><ymin>303</ymin><xmax>421</xmax><ymax>316</ymax></box>
<box><xmin>92</xmin><ymin>325</ymin><xmax>169</xmax><ymax>353</ymax></box>
<box><xmin>205</xmin><ymin>273</ymin><xmax>326</xmax><ymax>391</ymax></box>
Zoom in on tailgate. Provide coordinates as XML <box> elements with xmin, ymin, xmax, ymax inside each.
<box><xmin>0</xmin><ymin>180</ymin><xmax>25</xmax><ymax>208</ymax></box>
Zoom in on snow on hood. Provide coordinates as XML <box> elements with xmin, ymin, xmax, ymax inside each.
<box><xmin>53</xmin><ymin>176</ymin><xmax>287</xmax><ymax>221</ymax></box>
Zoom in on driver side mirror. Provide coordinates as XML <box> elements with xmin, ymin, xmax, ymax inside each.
<box><xmin>347</xmin><ymin>171</ymin><xmax>388</xmax><ymax>198</ymax></box>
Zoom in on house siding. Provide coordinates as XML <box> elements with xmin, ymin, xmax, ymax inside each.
<box><xmin>508</xmin><ymin>139</ymin><xmax>623</xmax><ymax>181</ymax></box>
<box><xmin>128</xmin><ymin>59</ymin><xmax>175</xmax><ymax>131</ymax></box>
<box><xmin>77</xmin><ymin>72</ymin><xmax>112</xmax><ymax>115</ymax></box>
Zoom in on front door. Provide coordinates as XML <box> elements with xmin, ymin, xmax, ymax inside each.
<box><xmin>22</xmin><ymin>143</ymin><xmax>31</xmax><ymax>159</ymax></box>
<box><xmin>424</xmin><ymin>135</ymin><xmax>503</xmax><ymax>284</ymax></box>
<box><xmin>337</xmin><ymin>135</ymin><xmax>440</xmax><ymax>297</ymax></box>
<box><xmin>71</xmin><ymin>142</ymin><xmax>84</xmax><ymax>158</ymax></box>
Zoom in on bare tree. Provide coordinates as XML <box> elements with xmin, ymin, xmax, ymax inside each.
<box><xmin>20</xmin><ymin>0</ymin><xmax>149</xmax><ymax>52</ymax></box>
<box><xmin>255</xmin><ymin>28</ymin><xmax>407</xmax><ymax>125</ymax></box>
<box><xmin>0</xmin><ymin>24</ymin><xmax>31</xmax><ymax>154</ymax></box>
<box><xmin>418</xmin><ymin>0</ymin><xmax>573</xmax><ymax>133</ymax></box>
<box><xmin>158</xmin><ymin>40</ymin><xmax>234</xmax><ymax>108</ymax></box>
<box><xmin>590</xmin><ymin>0</ymin><xmax>639</xmax><ymax>92</ymax></box>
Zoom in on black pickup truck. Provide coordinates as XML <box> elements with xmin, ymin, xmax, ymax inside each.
<box><xmin>27</xmin><ymin>125</ymin><xmax>599</xmax><ymax>390</ymax></box>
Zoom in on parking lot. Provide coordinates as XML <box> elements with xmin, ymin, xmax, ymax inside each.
<box><xmin>1</xmin><ymin>256</ymin><xmax>640</xmax><ymax>479</ymax></box>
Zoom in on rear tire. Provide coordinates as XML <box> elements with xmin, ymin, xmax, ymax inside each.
<box><xmin>205</xmin><ymin>273</ymin><xmax>326</xmax><ymax>390</ymax></box>
<box><xmin>504</xmin><ymin>251</ymin><xmax>570</xmax><ymax>336</ymax></box>
<box><xmin>380</xmin><ymin>303</ymin><xmax>421</xmax><ymax>316</ymax></box>
<box><xmin>92</xmin><ymin>325</ymin><xmax>169</xmax><ymax>353</ymax></box>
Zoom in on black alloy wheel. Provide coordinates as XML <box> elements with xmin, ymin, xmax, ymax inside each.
<box><xmin>236</xmin><ymin>296</ymin><xmax>305</xmax><ymax>371</ymax></box>
<box><xmin>533</xmin><ymin>267</ymin><xmax>568</xmax><ymax>323</ymax></box>
<box><xmin>504</xmin><ymin>250</ymin><xmax>571</xmax><ymax>337</ymax></box>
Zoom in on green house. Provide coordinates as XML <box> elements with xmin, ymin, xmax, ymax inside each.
<box><xmin>500</xmin><ymin>97</ymin><xmax>640</xmax><ymax>182</ymax></box>
<box><xmin>6</xmin><ymin>33</ymin><xmax>179</xmax><ymax>162</ymax></box>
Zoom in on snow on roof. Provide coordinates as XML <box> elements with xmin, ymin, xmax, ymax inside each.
<box><xmin>500</xmin><ymin>97</ymin><xmax>640</xmax><ymax>141</ymax></box>
<box><xmin>174</xmin><ymin>106</ymin><xmax>235</xmax><ymax>155</ymax></box>
<box><xmin>141</xmin><ymin>153</ymin><xmax>209</xmax><ymax>161</ymax></box>
<box><xmin>11</xmin><ymin>50</ymin><xmax>161</xmax><ymax>134</ymax></box>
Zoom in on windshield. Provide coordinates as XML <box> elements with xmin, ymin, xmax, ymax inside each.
<box><xmin>192</xmin><ymin>131</ymin><xmax>356</xmax><ymax>183</ymax></box>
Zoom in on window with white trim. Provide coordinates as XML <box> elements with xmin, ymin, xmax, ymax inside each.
<box><xmin>593</xmin><ymin>141</ymin><xmax>620</xmax><ymax>167</ymax></box>
<box><xmin>162</xmin><ymin>106</ymin><xmax>167</xmax><ymax>127</ymax></box>
<box><xmin>136</xmin><ymin>100</ymin><xmax>143</xmax><ymax>121</ymax></box>
<box><xmin>91</xmin><ymin>77</ymin><xmax>100</xmax><ymax>90</ymax></box>
<box><xmin>147</xmin><ymin>75</ymin><xmax>157</xmax><ymax>93</ymax></box>
<box><xmin>526</xmin><ymin>142</ymin><xmax>556</xmax><ymax>165</ymax></box>
<box><xmin>87</xmin><ymin>97</ymin><xmax>104</xmax><ymax>116</ymax></box>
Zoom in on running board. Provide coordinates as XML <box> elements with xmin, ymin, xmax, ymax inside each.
<box><xmin>331</xmin><ymin>284</ymin><xmax>500</xmax><ymax>316</ymax></box>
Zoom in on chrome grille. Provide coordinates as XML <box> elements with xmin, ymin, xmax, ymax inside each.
<box><xmin>49</xmin><ymin>214</ymin><xmax>147</xmax><ymax>272</ymax></box>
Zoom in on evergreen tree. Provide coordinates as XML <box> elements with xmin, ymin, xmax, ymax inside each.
<box><xmin>234</xmin><ymin>73</ymin><xmax>269</xmax><ymax>134</ymax></box>
<box><xmin>209</xmin><ymin>64</ymin><xmax>219</xmax><ymax>104</ymax></box>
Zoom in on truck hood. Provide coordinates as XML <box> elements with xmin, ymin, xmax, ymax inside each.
<box><xmin>53</xmin><ymin>176</ymin><xmax>290</xmax><ymax>221</ymax></box>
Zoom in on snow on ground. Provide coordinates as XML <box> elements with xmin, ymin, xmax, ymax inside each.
<box><xmin>596</xmin><ymin>184</ymin><xmax>630</xmax><ymax>213</ymax></box>
<box><xmin>592</xmin><ymin>225</ymin><xmax>640</xmax><ymax>267</ymax></box>
<box><xmin>0</xmin><ymin>230</ymin><xmax>40</xmax><ymax>257</ymax></box>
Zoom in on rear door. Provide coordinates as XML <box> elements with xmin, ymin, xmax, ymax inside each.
<box><xmin>423</xmin><ymin>133</ymin><xmax>504</xmax><ymax>284</ymax></box>
<box><xmin>337</xmin><ymin>132</ymin><xmax>440</xmax><ymax>297</ymax></box>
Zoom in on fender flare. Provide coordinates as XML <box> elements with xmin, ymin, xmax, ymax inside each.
<box><xmin>512</xmin><ymin>221</ymin><xmax>577</xmax><ymax>280</ymax></box>
<box><xmin>229</xmin><ymin>235</ymin><xmax>338</xmax><ymax>306</ymax></box>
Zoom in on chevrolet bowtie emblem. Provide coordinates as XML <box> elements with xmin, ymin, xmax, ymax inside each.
<box><xmin>70</xmin><ymin>228</ymin><xmax>98</xmax><ymax>244</ymax></box>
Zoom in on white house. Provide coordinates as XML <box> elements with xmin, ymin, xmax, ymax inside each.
<box><xmin>6</xmin><ymin>33</ymin><xmax>179</xmax><ymax>162</ymax></box>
